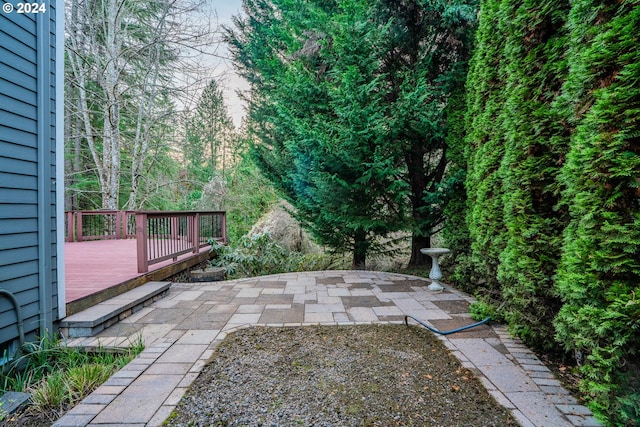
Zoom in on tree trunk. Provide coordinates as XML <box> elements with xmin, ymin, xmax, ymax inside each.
<box><xmin>125</xmin><ymin>2</ymin><xmax>169</xmax><ymax>210</ymax></box>
<box><xmin>101</xmin><ymin>0</ymin><xmax>123</xmax><ymax>211</ymax></box>
<box><xmin>72</xmin><ymin>110</ymin><xmax>82</xmax><ymax>210</ymax></box>
<box><xmin>408</xmin><ymin>233</ymin><xmax>431</xmax><ymax>267</ymax></box>
<box><xmin>64</xmin><ymin>88</ymin><xmax>74</xmax><ymax>211</ymax></box>
<box><xmin>67</xmin><ymin>0</ymin><xmax>105</xmax><ymax>208</ymax></box>
<box><xmin>352</xmin><ymin>228</ymin><xmax>368</xmax><ymax>269</ymax></box>
<box><xmin>405</xmin><ymin>141</ymin><xmax>428</xmax><ymax>267</ymax></box>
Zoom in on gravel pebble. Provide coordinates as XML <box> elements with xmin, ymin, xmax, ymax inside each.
<box><xmin>166</xmin><ymin>324</ymin><xmax>516</xmax><ymax>426</ymax></box>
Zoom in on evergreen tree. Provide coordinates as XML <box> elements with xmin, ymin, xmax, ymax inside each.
<box><xmin>465</xmin><ymin>0</ymin><xmax>571</xmax><ymax>349</ymax></box>
<box><xmin>496</xmin><ymin>0</ymin><xmax>570</xmax><ymax>348</ymax></box>
<box><xmin>188</xmin><ymin>80</ymin><xmax>234</xmax><ymax>176</ymax></box>
<box><xmin>441</xmin><ymin>87</ymin><xmax>472</xmax><ymax>289</ymax></box>
<box><xmin>229</xmin><ymin>0</ymin><xmax>476</xmax><ymax>267</ymax></box>
<box><xmin>554</xmin><ymin>1</ymin><xmax>640</xmax><ymax>423</ymax></box>
<box><xmin>376</xmin><ymin>0</ymin><xmax>477</xmax><ymax>266</ymax></box>
<box><xmin>183</xmin><ymin>78</ymin><xmax>235</xmax><ymax>204</ymax></box>
<box><xmin>228</xmin><ymin>0</ymin><xmax>394</xmax><ymax>267</ymax></box>
<box><xmin>464</xmin><ymin>0</ymin><xmax>509</xmax><ymax>294</ymax></box>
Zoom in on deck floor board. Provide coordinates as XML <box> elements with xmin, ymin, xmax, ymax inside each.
<box><xmin>64</xmin><ymin>239</ymin><xmax>207</xmax><ymax>303</ymax></box>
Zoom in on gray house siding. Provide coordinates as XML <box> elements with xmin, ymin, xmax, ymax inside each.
<box><xmin>0</xmin><ymin>0</ymin><xmax>62</xmax><ymax>355</ymax></box>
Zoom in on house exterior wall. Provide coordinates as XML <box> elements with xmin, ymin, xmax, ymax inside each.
<box><xmin>0</xmin><ymin>0</ymin><xmax>63</xmax><ymax>354</ymax></box>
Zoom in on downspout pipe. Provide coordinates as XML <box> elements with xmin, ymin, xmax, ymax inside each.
<box><xmin>0</xmin><ymin>289</ymin><xmax>25</xmax><ymax>347</ymax></box>
<box><xmin>36</xmin><ymin>10</ymin><xmax>53</xmax><ymax>335</ymax></box>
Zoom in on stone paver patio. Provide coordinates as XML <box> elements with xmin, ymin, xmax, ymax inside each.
<box><xmin>55</xmin><ymin>271</ymin><xmax>601</xmax><ymax>427</ymax></box>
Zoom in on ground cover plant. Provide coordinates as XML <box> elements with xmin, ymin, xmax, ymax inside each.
<box><xmin>0</xmin><ymin>335</ymin><xmax>143</xmax><ymax>426</ymax></box>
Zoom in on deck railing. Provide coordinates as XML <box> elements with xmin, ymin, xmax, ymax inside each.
<box><xmin>65</xmin><ymin>210</ymin><xmax>136</xmax><ymax>242</ymax></box>
<box><xmin>136</xmin><ymin>211</ymin><xmax>226</xmax><ymax>273</ymax></box>
<box><xmin>65</xmin><ymin>210</ymin><xmax>226</xmax><ymax>273</ymax></box>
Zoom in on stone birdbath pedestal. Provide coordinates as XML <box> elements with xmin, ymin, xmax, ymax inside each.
<box><xmin>420</xmin><ymin>248</ymin><xmax>450</xmax><ymax>292</ymax></box>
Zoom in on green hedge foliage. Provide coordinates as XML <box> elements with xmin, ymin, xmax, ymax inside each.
<box><xmin>461</xmin><ymin>0</ymin><xmax>640</xmax><ymax>424</ymax></box>
<box><xmin>442</xmin><ymin>88</ymin><xmax>473</xmax><ymax>291</ymax></box>
<box><xmin>495</xmin><ymin>0</ymin><xmax>570</xmax><ymax>349</ymax></box>
<box><xmin>554</xmin><ymin>1</ymin><xmax>640</xmax><ymax>424</ymax></box>
<box><xmin>463</xmin><ymin>0</ymin><xmax>509</xmax><ymax>296</ymax></box>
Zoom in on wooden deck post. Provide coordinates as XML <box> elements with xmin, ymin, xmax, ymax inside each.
<box><xmin>192</xmin><ymin>213</ymin><xmax>200</xmax><ymax>253</ymax></box>
<box><xmin>76</xmin><ymin>212</ymin><xmax>83</xmax><ymax>242</ymax></box>
<box><xmin>115</xmin><ymin>211</ymin><xmax>122</xmax><ymax>239</ymax></box>
<box><xmin>66</xmin><ymin>211</ymin><xmax>75</xmax><ymax>242</ymax></box>
<box><xmin>136</xmin><ymin>212</ymin><xmax>149</xmax><ymax>273</ymax></box>
<box><xmin>221</xmin><ymin>212</ymin><xmax>227</xmax><ymax>245</ymax></box>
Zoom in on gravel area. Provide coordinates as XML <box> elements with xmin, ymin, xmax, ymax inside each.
<box><xmin>166</xmin><ymin>324</ymin><xmax>516</xmax><ymax>426</ymax></box>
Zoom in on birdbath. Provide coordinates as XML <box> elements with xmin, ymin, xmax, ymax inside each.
<box><xmin>420</xmin><ymin>248</ymin><xmax>450</xmax><ymax>292</ymax></box>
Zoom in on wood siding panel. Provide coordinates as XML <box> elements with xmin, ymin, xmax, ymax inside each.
<box><xmin>0</xmin><ymin>259</ymin><xmax>39</xmax><ymax>282</ymax></box>
<box><xmin>1</xmin><ymin>5</ymin><xmax>36</xmax><ymax>35</ymax></box>
<box><xmin>0</xmin><ymin>233</ymin><xmax>38</xmax><ymax>251</ymax></box>
<box><xmin>0</xmin><ymin>217</ymin><xmax>38</xmax><ymax>235</ymax></box>
<box><xmin>0</xmin><ymin>113</ymin><xmax>38</xmax><ymax>137</ymax></box>
<box><xmin>0</xmin><ymin>93</ymin><xmax>37</xmax><ymax>121</ymax></box>
<box><xmin>0</xmin><ymin>188</ymin><xmax>38</xmax><ymax>204</ymax></box>
<box><xmin>0</xmin><ymin>204</ymin><xmax>38</xmax><ymax>219</ymax></box>
<box><xmin>0</xmin><ymin>157</ymin><xmax>37</xmax><ymax>177</ymax></box>
<box><xmin>0</xmin><ymin>3</ymin><xmax>59</xmax><ymax>350</ymax></box>
<box><xmin>0</xmin><ymin>172</ymin><xmax>37</xmax><ymax>190</ymax></box>
<box><xmin>0</xmin><ymin>140</ymin><xmax>38</xmax><ymax>161</ymax></box>
<box><xmin>0</xmin><ymin>246</ymin><xmax>38</xmax><ymax>267</ymax></box>
<box><xmin>0</xmin><ymin>20</ymin><xmax>36</xmax><ymax>62</ymax></box>
<box><xmin>0</xmin><ymin>64</ymin><xmax>36</xmax><ymax>93</ymax></box>
<box><xmin>0</xmin><ymin>79</ymin><xmax>37</xmax><ymax>107</ymax></box>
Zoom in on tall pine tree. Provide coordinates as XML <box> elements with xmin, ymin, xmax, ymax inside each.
<box><xmin>229</xmin><ymin>0</ymin><xmax>477</xmax><ymax>267</ymax></box>
<box><xmin>228</xmin><ymin>0</ymin><xmax>405</xmax><ymax>267</ymax></box>
<box><xmin>376</xmin><ymin>0</ymin><xmax>477</xmax><ymax>266</ymax></box>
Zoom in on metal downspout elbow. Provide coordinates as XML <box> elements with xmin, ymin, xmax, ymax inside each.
<box><xmin>0</xmin><ymin>288</ymin><xmax>25</xmax><ymax>347</ymax></box>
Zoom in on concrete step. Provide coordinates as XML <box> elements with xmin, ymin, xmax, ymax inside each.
<box><xmin>60</xmin><ymin>282</ymin><xmax>171</xmax><ymax>338</ymax></box>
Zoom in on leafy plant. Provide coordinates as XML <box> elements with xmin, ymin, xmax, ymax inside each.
<box><xmin>222</xmin><ymin>157</ymin><xmax>279</xmax><ymax>244</ymax></box>
<box><xmin>0</xmin><ymin>333</ymin><xmax>143</xmax><ymax>418</ymax></box>
<box><xmin>210</xmin><ymin>232</ymin><xmax>335</xmax><ymax>279</ymax></box>
<box><xmin>469</xmin><ymin>301</ymin><xmax>499</xmax><ymax>322</ymax></box>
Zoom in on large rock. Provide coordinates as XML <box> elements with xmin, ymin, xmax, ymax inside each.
<box><xmin>248</xmin><ymin>201</ymin><xmax>320</xmax><ymax>253</ymax></box>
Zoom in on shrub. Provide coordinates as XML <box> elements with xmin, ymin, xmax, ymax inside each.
<box><xmin>210</xmin><ymin>233</ymin><xmax>336</xmax><ymax>279</ymax></box>
<box><xmin>553</xmin><ymin>2</ymin><xmax>640</xmax><ymax>424</ymax></box>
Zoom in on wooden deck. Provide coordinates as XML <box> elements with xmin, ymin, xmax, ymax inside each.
<box><xmin>64</xmin><ymin>239</ymin><xmax>211</xmax><ymax>314</ymax></box>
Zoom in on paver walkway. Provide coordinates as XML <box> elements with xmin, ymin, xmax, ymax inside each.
<box><xmin>56</xmin><ymin>271</ymin><xmax>601</xmax><ymax>427</ymax></box>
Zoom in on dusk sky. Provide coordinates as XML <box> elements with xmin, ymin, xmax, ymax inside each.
<box><xmin>212</xmin><ymin>1</ymin><xmax>248</xmax><ymax>126</ymax></box>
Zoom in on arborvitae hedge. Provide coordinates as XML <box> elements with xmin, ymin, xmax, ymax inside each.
<box><xmin>463</xmin><ymin>0</ymin><xmax>508</xmax><ymax>296</ymax></box>
<box><xmin>496</xmin><ymin>0</ymin><xmax>570</xmax><ymax>348</ymax></box>
<box><xmin>442</xmin><ymin>87</ymin><xmax>472</xmax><ymax>290</ymax></box>
<box><xmin>463</xmin><ymin>0</ymin><xmax>640</xmax><ymax>423</ymax></box>
<box><xmin>554</xmin><ymin>1</ymin><xmax>640</xmax><ymax>423</ymax></box>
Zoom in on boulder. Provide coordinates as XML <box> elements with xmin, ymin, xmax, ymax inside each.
<box><xmin>248</xmin><ymin>201</ymin><xmax>320</xmax><ymax>253</ymax></box>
